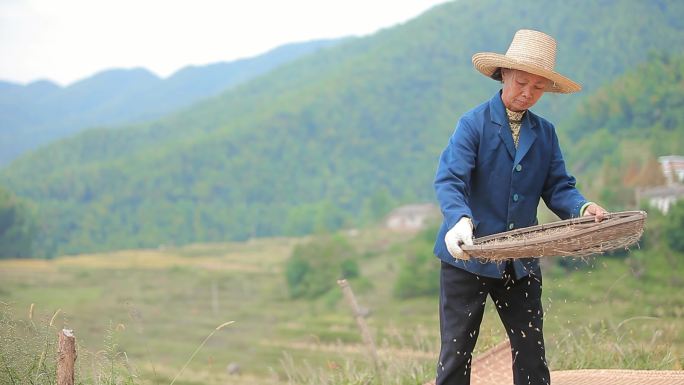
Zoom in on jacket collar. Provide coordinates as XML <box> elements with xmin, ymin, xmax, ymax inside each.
<box><xmin>489</xmin><ymin>91</ymin><xmax>538</xmax><ymax>165</ymax></box>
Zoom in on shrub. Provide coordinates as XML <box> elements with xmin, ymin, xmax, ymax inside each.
<box><xmin>664</xmin><ymin>200</ymin><xmax>684</xmax><ymax>252</ymax></box>
<box><xmin>285</xmin><ymin>234</ymin><xmax>360</xmax><ymax>299</ymax></box>
<box><xmin>0</xmin><ymin>186</ymin><xmax>36</xmax><ymax>258</ymax></box>
<box><xmin>393</xmin><ymin>226</ymin><xmax>440</xmax><ymax>299</ymax></box>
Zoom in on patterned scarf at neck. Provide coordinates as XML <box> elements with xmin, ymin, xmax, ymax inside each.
<box><xmin>505</xmin><ymin>108</ymin><xmax>525</xmax><ymax>148</ymax></box>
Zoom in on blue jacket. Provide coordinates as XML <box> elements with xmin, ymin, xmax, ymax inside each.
<box><xmin>433</xmin><ymin>91</ymin><xmax>587</xmax><ymax>279</ymax></box>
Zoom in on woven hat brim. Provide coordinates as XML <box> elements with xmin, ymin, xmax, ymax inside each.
<box><xmin>472</xmin><ymin>52</ymin><xmax>581</xmax><ymax>94</ymax></box>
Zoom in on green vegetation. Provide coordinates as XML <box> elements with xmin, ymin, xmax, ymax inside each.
<box><xmin>393</xmin><ymin>226</ymin><xmax>440</xmax><ymax>299</ymax></box>
<box><xmin>2</xmin><ymin>3</ymin><xmax>684</xmax><ymax>379</ymax></box>
<box><xmin>663</xmin><ymin>201</ymin><xmax>684</xmax><ymax>252</ymax></box>
<box><xmin>0</xmin><ymin>222</ymin><xmax>680</xmax><ymax>384</ymax></box>
<box><xmin>563</xmin><ymin>53</ymin><xmax>684</xmax><ymax>209</ymax></box>
<box><xmin>0</xmin><ymin>40</ymin><xmax>340</xmax><ymax>166</ymax></box>
<box><xmin>0</xmin><ymin>185</ymin><xmax>36</xmax><ymax>258</ymax></box>
<box><xmin>285</xmin><ymin>235</ymin><xmax>360</xmax><ymax>299</ymax></box>
<box><xmin>0</xmin><ymin>304</ymin><xmax>137</xmax><ymax>385</ymax></box>
<box><xmin>0</xmin><ymin>303</ymin><xmax>58</xmax><ymax>385</ymax></box>
<box><xmin>2</xmin><ymin>0</ymin><xmax>684</xmax><ymax>257</ymax></box>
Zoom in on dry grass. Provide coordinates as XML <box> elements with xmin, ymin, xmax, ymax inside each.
<box><xmin>0</xmin><ymin>225</ymin><xmax>680</xmax><ymax>385</ymax></box>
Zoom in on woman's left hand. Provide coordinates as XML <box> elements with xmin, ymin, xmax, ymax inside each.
<box><xmin>583</xmin><ymin>203</ymin><xmax>609</xmax><ymax>222</ymax></box>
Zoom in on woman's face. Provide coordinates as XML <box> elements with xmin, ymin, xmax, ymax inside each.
<box><xmin>500</xmin><ymin>69</ymin><xmax>548</xmax><ymax>111</ymax></box>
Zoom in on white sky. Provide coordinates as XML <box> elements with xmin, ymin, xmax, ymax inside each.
<box><xmin>0</xmin><ymin>0</ymin><xmax>448</xmax><ymax>86</ymax></box>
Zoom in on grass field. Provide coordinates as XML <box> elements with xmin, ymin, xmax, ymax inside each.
<box><xmin>0</xmin><ymin>226</ymin><xmax>682</xmax><ymax>384</ymax></box>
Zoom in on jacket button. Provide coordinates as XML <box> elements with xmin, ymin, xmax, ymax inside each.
<box><xmin>515</xmin><ymin>164</ymin><xmax>522</xmax><ymax>172</ymax></box>
<box><xmin>509</xmin><ymin>223</ymin><xmax>515</xmax><ymax>230</ymax></box>
<box><xmin>513</xmin><ymin>193</ymin><xmax>519</xmax><ymax>202</ymax></box>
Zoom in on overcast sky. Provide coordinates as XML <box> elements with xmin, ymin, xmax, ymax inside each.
<box><xmin>0</xmin><ymin>0</ymin><xmax>448</xmax><ymax>86</ymax></box>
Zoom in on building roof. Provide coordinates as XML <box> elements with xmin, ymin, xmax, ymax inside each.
<box><xmin>659</xmin><ymin>155</ymin><xmax>684</xmax><ymax>163</ymax></box>
<box><xmin>386</xmin><ymin>203</ymin><xmax>439</xmax><ymax>217</ymax></box>
<box><xmin>638</xmin><ymin>184</ymin><xmax>684</xmax><ymax>199</ymax></box>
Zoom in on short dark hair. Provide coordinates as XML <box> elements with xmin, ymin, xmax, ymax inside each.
<box><xmin>491</xmin><ymin>67</ymin><xmax>503</xmax><ymax>81</ymax></box>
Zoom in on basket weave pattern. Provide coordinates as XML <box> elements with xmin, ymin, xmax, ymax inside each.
<box><xmin>552</xmin><ymin>369</ymin><xmax>684</xmax><ymax>385</ymax></box>
<box><xmin>422</xmin><ymin>338</ymin><xmax>684</xmax><ymax>385</ymax></box>
<box><xmin>462</xmin><ymin>211</ymin><xmax>647</xmax><ymax>261</ymax></box>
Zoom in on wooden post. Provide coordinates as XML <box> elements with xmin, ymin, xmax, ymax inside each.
<box><xmin>57</xmin><ymin>329</ymin><xmax>76</xmax><ymax>385</ymax></box>
<box><xmin>337</xmin><ymin>279</ymin><xmax>381</xmax><ymax>382</ymax></box>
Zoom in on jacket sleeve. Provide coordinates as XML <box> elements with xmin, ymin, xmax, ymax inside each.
<box><xmin>541</xmin><ymin>127</ymin><xmax>587</xmax><ymax>219</ymax></box>
<box><xmin>434</xmin><ymin>116</ymin><xmax>479</xmax><ymax>230</ymax></box>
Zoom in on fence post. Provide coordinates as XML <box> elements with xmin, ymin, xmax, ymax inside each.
<box><xmin>337</xmin><ymin>279</ymin><xmax>381</xmax><ymax>382</ymax></box>
<box><xmin>57</xmin><ymin>329</ymin><xmax>76</xmax><ymax>385</ymax></box>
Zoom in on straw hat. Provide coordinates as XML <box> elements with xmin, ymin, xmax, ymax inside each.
<box><xmin>472</xmin><ymin>29</ymin><xmax>581</xmax><ymax>93</ymax></box>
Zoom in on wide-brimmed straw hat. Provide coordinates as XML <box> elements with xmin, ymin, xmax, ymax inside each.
<box><xmin>472</xmin><ymin>29</ymin><xmax>581</xmax><ymax>93</ymax></box>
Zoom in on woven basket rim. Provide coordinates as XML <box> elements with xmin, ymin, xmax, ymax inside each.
<box><xmin>462</xmin><ymin>210</ymin><xmax>647</xmax><ymax>256</ymax></box>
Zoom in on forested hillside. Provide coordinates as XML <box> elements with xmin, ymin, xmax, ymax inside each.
<box><xmin>2</xmin><ymin>0</ymin><xmax>683</xmax><ymax>257</ymax></box>
<box><xmin>0</xmin><ymin>186</ymin><xmax>35</xmax><ymax>258</ymax></box>
<box><xmin>0</xmin><ymin>39</ymin><xmax>340</xmax><ymax>166</ymax></box>
<box><xmin>562</xmin><ymin>53</ymin><xmax>684</xmax><ymax>209</ymax></box>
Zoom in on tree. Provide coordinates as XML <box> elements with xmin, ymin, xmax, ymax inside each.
<box><xmin>394</xmin><ymin>226</ymin><xmax>440</xmax><ymax>299</ymax></box>
<box><xmin>0</xmin><ymin>186</ymin><xmax>36</xmax><ymax>258</ymax></box>
<box><xmin>664</xmin><ymin>200</ymin><xmax>684</xmax><ymax>253</ymax></box>
<box><xmin>285</xmin><ymin>235</ymin><xmax>359</xmax><ymax>299</ymax></box>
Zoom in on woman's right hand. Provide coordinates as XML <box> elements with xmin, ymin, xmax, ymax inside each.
<box><xmin>445</xmin><ymin>216</ymin><xmax>474</xmax><ymax>260</ymax></box>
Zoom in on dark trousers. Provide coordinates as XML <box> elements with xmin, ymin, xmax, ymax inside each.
<box><xmin>436</xmin><ymin>261</ymin><xmax>550</xmax><ymax>385</ymax></box>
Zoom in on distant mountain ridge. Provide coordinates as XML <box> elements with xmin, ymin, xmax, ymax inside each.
<box><xmin>2</xmin><ymin>0</ymin><xmax>684</xmax><ymax>257</ymax></box>
<box><xmin>0</xmin><ymin>38</ymin><xmax>342</xmax><ymax>166</ymax></box>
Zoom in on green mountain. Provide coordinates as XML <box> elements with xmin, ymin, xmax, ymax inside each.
<box><xmin>0</xmin><ymin>39</ymin><xmax>340</xmax><ymax>166</ymax></box>
<box><xmin>2</xmin><ymin>0</ymin><xmax>684</xmax><ymax>257</ymax></box>
<box><xmin>563</xmin><ymin>52</ymin><xmax>684</xmax><ymax>208</ymax></box>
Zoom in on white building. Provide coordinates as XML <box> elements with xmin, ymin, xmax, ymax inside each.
<box><xmin>385</xmin><ymin>203</ymin><xmax>440</xmax><ymax>231</ymax></box>
<box><xmin>634</xmin><ymin>155</ymin><xmax>684</xmax><ymax>214</ymax></box>
<box><xmin>636</xmin><ymin>184</ymin><xmax>684</xmax><ymax>214</ymax></box>
<box><xmin>659</xmin><ymin>155</ymin><xmax>684</xmax><ymax>185</ymax></box>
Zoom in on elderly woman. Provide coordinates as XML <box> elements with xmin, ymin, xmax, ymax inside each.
<box><xmin>433</xmin><ymin>29</ymin><xmax>607</xmax><ymax>385</ymax></box>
